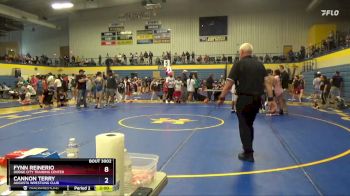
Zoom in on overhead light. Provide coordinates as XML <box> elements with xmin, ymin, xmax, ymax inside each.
<box><xmin>51</xmin><ymin>2</ymin><xmax>74</xmax><ymax>10</ymax></box>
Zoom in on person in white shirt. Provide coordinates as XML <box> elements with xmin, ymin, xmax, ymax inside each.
<box><xmin>26</xmin><ymin>84</ymin><xmax>36</xmax><ymax>96</ymax></box>
<box><xmin>187</xmin><ymin>74</ymin><xmax>195</xmax><ymax>101</ymax></box>
<box><xmin>54</xmin><ymin>75</ymin><xmax>62</xmax><ymax>106</ymax></box>
<box><xmin>174</xmin><ymin>76</ymin><xmax>183</xmax><ymax>103</ymax></box>
<box><xmin>20</xmin><ymin>84</ymin><xmax>36</xmax><ymax>105</ymax></box>
<box><xmin>313</xmin><ymin>72</ymin><xmax>322</xmax><ymax>99</ymax></box>
<box><xmin>47</xmin><ymin>73</ymin><xmax>55</xmax><ymax>87</ymax></box>
<box><xmin>165</xmin><ymin>72</ymin><xmax>175</xmax><ymax>103</ymax></box>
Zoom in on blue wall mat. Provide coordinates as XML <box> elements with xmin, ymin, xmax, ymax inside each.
<box><xmin>0</xmin><ymin>76</ymin><xmax>18</xmax><ymax>87</ymax></box>
<box><xmin>303</xmin><ymin>64</ymin><xmax>350</xmax><ymax>100</ymax></box>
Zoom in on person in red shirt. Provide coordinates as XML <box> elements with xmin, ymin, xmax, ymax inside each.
<box><xmin>30</xmin><ymin>75</ymin><xmax>39</xmax><ymax>91</ymax></box>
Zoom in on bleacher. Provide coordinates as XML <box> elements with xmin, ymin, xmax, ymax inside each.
<box><xmin>303</xmin><ymin>64</ymin><xmax>350</xmax><ymax>100</ymax></box>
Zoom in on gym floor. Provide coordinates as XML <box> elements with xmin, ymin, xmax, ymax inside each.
<box><xmin>0</xmin><ymin>103</ymin><xmax>349</xmax><ymax>195</ymax></box>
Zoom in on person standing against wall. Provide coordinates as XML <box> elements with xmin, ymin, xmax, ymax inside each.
<box><xmin>330</xmin><ymin>71</ymin><xmax>343</xmax><ymax>103</ymax></box>
<box><xmin>218</xmin><ymin>43</ymin><xmax>271</xmax><ymax>162</ymax></box>
<box><xmin>187</xmin><ymin>74</ymin><xmax>195</xmax><ymax>102</ymax></box>
<box><xmin>206</xmin><ymin>74</ymin><xmax>214</xmax><ymax>101</ymax></box>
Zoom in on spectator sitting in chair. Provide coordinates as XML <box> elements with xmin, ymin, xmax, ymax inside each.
<box><xmin>222</xmin><ymin>54</ymin><xmax>227</xmax><ymax>63</ymax></box>
<box><xmin>197</xmin><ymin>55</ymin><xmax>203</xmax><ymax>64</ymax></box>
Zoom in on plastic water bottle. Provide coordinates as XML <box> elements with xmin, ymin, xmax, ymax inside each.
<box><xmin>66</xmin><ymin>138</ymin><xmax>79</xmax><ymax>158</ymax></box>
<box><xmin>64</xmin><ymin>138</ymin><xmax>80</xmax><ymax>196</ymax></box>
<box><xmin>124</xmin><ymin>149</ymin><xmax>134</xmax><ymax>195</ymax></box>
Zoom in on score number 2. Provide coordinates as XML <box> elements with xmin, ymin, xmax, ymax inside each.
<box><xmin>103</xmin><ymin>166</ymin><xmax>112</xmax><ymax>184</ymax></box>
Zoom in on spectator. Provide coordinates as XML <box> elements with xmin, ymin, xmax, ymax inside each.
<box><xmin>54</xmin><ymin>75</ymin><xmax>63</xmax><ymax>107</ymax></box>
<box><xmin>327</xmin><ymin>31</ymin><xmax>335</xmax><ymax>51</ymax></box>
<box><xmin>30</xmin><ymin>75</ymin><xmax>38</xmax><ymax>91</ymax></box>
<box><xmin>197</xmin><ymin>55</ymin><xmax>203</xmax><ymax>64</ymax></box>
<box><xmin>173</xmin><ymin>52</ymin><xmax>179</xmax><ymax>64</ymax></box>
<box><xmin>299</xmin><ymin>46</ymin><xmax>306</xmax><ymax>60</ymax></box>
<box><xmin>288</xmin><ymin>49</ymin><xmax>295</xmax><ymax>62</ymax></box>
<box><xmin>155</xmin><ymin>57</ymin><xmax>161</xmax><ymax>65</ymax></box>
<box><xmin>105</xmin><ymin>71</ymin><xmax>117</xmax><ymax>106</ymax></box>
<box><xmin>193</xmin><ymin>74</ymin><xmax>200</xmax><ymax>101</ymax></box>
<box><xmin>181</xmin><ymin>52</ymin><xmax>186</xmax><ymax>64</ymax></box>
<box><xmin>123</xmin><ymin>53</ymin><xmax>127</xmax><ymax>65</ymax></box>
<box><xmin>93</xmin><ymin>72</ymin><xmax>103</xmax><ymax>108</ymax></box>
<box><xmin>167</xmin><ymin>51</ymin><xmax>171</xmax><ymax>60</ymax></box>
<box><xmin>165</xmin><ymin>72</ymin><xmax>175</xmax><ymax>103</ymax></box>
<box><xmin>140</xmin><ymin>52</ymin><xmax>144</xmax><ymax>64</ymax></box>
<box><xmin>181</xmin><ymin>70</ymin><xmax>188</xmax><ymax>102</ymax></box>
<box><xmin>320</xmin><ymin>75</ymin><xmax>331</xmax><ymax>105</ymax></box>
<box><xmin>117</xmin><ymin>53</ymin><xmax>122</xmax><ymax>64</ymax></box>
<box><xmin>222</xmin><ymin>54</ymin><xmax>227</xmax><ymax>63</ymax></box>
<box><xmin>279</xmin><ymin>65</ymin><xmax>289</xmax><ymax>114</ymax></box>
<box><xmin>204</xmin><ymin>54</ymin><xmax>209</xmax><ymax>63</ymax></box>
<box><xmin>135</xmin><ymin>52</ymin><xmax>138</xmax><ymax>64</ymax></box>
<box><xmin>144</xmin><ymin>51</ymin><xmax>149</xmax><ymax>65</ymax></box>
<box><xmin>149</xmin><ymin>51</ymin><xmax>153</xmax><ymax>65</ymax></box>
<box><xmin>206</xmin><ymin>74</ymin><xmax>214</xmax><ymax>101</ymax></box>
<box><xmin>76</xmin><ymin>69</ymin><xmax>88</xmax><ymax>108</ymax></box>
<box><xmin>187</xmin><ymin>74</ymin><xmax>195</xmax><ymax>101</ymax></box>
<box><xmin>274</xmin><ymin>69</ymin><xmax>285</xmax><ymax>113</ymax></box>
<box><xmin>186</xmin><ymin>51</ymin><xmax>190</xmax><ymax>64</ymax></box>
<box><xmin>330</xmin><ymin>71</ymin><xmax>343</xmax><ymax>103</ymax></box>
<box><xmin>191</xmin><ymin>51</ymin><xmax>195</xmax><ymax>63</ymax></box>
<box><xmin>346</xmin><ymin>33</ymin><xmax>350</xmax><ymax>48</ymax></box>
<box><xmin>312</xmin><ymin>72</ymin><xmax>322</xmax><ymax>109</ymax></box>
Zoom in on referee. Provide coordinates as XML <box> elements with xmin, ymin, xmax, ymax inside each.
<box><xmin>218</xmin><ymin>43</ymin><xmax>273</xmax><ymax>162</ymax></box>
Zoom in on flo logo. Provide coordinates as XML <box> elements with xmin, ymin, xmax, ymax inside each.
<box><xmin>321</xmin><ymin>10</ymin><xmax>340</xmax><ymax>16</ymax></box>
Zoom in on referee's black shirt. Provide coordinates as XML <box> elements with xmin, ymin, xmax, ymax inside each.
<box><xmin>227</xmin><ymin>56</ymin><xmax>267</xmax><ymax>96</ymax></box>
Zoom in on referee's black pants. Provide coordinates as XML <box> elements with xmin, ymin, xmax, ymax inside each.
<box><xmin>236</xmin><ymin>95</ymin><xmax>261</xmax><ymax>153</ymax></box>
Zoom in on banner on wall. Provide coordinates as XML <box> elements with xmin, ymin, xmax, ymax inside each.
<box><xmin>200</xmin><ymin>35</ymin><xmax>227</xmax><ymax>42</ymax></box>
<box><xmin>153</xmin><ymin>29</ymin><xmax>171</xmax><ymax>44</ymax></box>
<box><xmin>101</xmin><ymin>32</ymin><xmax>116</xmax><ymax>45</ymax></box>
<box><xmin>117</xmin><ymin>31</ymin><xmax>133</xmax><ymax>45</ymax></box>
<box><xmin>109</xmin><ymin>23</ymin><xmax>125</xmax><ymax>32</ymax></box>
<box><xmin>136</xmin><ymin>30</ymin><xmax>154</xmax><ymax>44</ymax></box>
<box><xmin>145</xmin><ymin>20</ymin><xmax>161</xmax><ymax>30</ymax></box>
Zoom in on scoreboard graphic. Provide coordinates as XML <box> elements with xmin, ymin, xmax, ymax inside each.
<box><xmin>7</xmin><ymin>159</ymin><xmax>116</xmax><ymax>191</ymax></box>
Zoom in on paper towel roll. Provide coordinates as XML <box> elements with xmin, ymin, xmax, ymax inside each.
<box><xmin>96</xmin><ymin>133</ymin><xmax>125</xmax><ymax>196</ymax></box>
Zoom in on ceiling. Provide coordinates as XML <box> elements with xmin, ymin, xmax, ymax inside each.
<box><xmin>0</xmin><ymin>0</ymin><xmax>142</xmax><ymax>18</ymax></box>
<box><xmin>0</xmin><ymin>0</ymin><xmax>349</xmax><ymax>36</ymax></box>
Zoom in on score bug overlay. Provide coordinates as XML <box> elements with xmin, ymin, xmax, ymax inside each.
<box><xmin>7</xmin><ymin>158</ymin><xmax>117</xmax><ymax>191</ymax></box>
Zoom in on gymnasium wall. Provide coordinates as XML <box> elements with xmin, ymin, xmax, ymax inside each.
<box><xmin>314</xmin><ymin>48</ymin><xmax>350</xmax><ymax>69</ymax></box>
<box><xmin>69</xmin><ymin>0</ymin><xmax>311</xmax><ymax>58</ymax></box>
<box><xmin>0</xmin><ymin>31</ymin><xmax>21</xmax><ymax>56</ymax></box>
<box><xmin>20</xmin><ymin>19</ymin><xmax>69</xmax><ymax>58</ymax></box>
